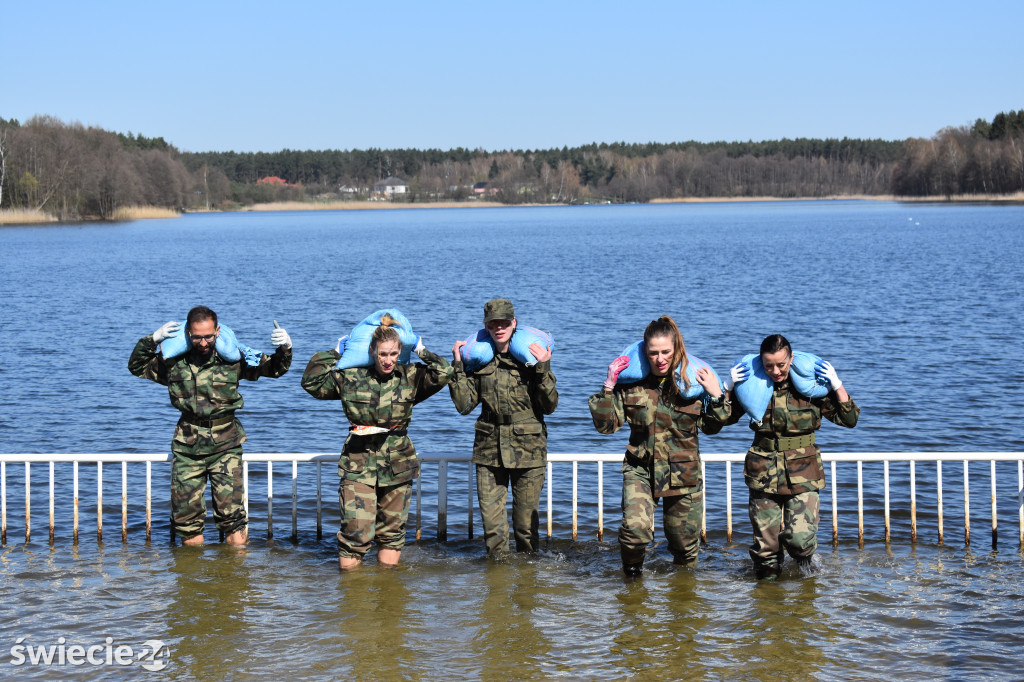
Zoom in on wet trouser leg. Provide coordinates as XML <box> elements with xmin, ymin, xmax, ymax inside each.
<box><xmin>171</xmin><ymin>447</ymin><xmax>246</xmax><ymax>539</ymax></box>
<box><xmin>779</xmin><ymin>490</ymin><xmax>819</xmax><ymax>560</ymax></box>
<box><xmin>337</xmin><ymin>480</ymin><xmax>413</xmax><ymax>558</ymax></box>
<box><xmin>476</xmin><ymin>465</ymin><xmax>512</xmax><ymax>555</ymax></box>
<box><xmin>619</xmin><ymin>466</ymin><xmax>655</xmax><ymax>565</ymax></box>
<box><xmin>663</xmin><ymin>489</ymin><xmax>704</xmax><ymax>565</ymax></box>
<box><xmin>509</xmin><ymin>466</ymin><xmax>544</xmax><ymax>552</ymax></box>
<box><xmin>476</xmin><ymin>464</ymin><xmax>544</xmax><ymax>554</ymax></box>
<box><xmin>749</xmin><ymin>489</ymin><xmax>819</xmax><ymax>575</ymax></box>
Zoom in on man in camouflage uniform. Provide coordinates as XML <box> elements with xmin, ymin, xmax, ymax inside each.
<box><xmin>129</xmin><ymin>306</ymin><xmax>292</xmax><ymax>545</ymax></box>
<box><xmin>724</xmin><ymin>339</ymin><xmax>859</xmax><ymax>580</ymax></box>
<box><xmin>301</xmin><ymin>332</ymin><xmax>453</xmax><ymax>569</ymax></box>
<box><xmin>450</xmin><ymin>299</ymin><xmax>558</xmax><ymax>556</ymax></box>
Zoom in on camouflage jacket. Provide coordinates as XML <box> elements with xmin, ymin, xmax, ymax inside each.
<box><xmin>589</xmin><ymin>376</ymin><xmax>730</xmax><ymax>496</ymax></box>
<box><xmin>449</xmin><ymin>354</ymin><xmax>558</xmax><ymax>469</ymax></box>
<box><xmin>725</xmin><ymin>379</ymin><xmax>860</xmax><ymax>494</ymax></box>
<box><xmin>301</xmin><ymin>348</ymin><xmax>453</xmax><ymax>486</ymax></box>
<box><xmin>128</xmin><ymin>334</ymin><xmax>292</xmax><ymax>457</ymax></box>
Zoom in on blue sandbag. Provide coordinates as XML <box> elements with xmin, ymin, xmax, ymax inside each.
<box><xmin>790</xmin><ymin>351</ymin><xmax>830</xmax><ymax>399</ymax></box>
<box><xmin>335</xmin><ymin>309</ymin><xmax>419</xmax><ymax>370</ymax></box>
<box><xmin>613</xmin><ymin>341</ymin><xmax>721</xmax><ymax>399</ymax></box>
<box><xmin>460</xmin><ymin>325</ymin><xmax>554</xmax><ymax>372</ymax></box>
<box><xmin>732</xmin><ymin>350</ymin><xmax>831</xmax><ymax>422</ymax></box>
<box><xmin>159</xmin><ymin>323</ymin><xmax>261</xmax><ymax>366</ymax></box>
<box><xmin>731</xmin><ymin>354</ymin><xmax>772</xmax><ymax>423</ymax></box>
<box><xmin>614</xmin><ymin>341</ymin><xmax>650</xmax><ymax>383</ymax></box>
<box><xmin>460</xmin><ymin>329</ymin><xmax>494</xmax><ymax>372</ymax></box>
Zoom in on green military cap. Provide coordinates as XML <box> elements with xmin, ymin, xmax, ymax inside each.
<box><xmin>483</xmin><ymin>298</ymin><xmax>515</xmax><ymax>322</ymax></box>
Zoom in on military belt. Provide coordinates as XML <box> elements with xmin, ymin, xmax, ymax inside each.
<box><xmin>179</xmin><ymin>414</ymin><xmax>235</xmax><ymax>429</ymax></box>
<box><xmin>753</xmin><ymin>433</ymin><xmax>816</xmax><ymax>451</ymax></box>
<box><xmin>480</xmin><ymin>408</ymin><xmax>536</xmax><ymax>426</ymax></box>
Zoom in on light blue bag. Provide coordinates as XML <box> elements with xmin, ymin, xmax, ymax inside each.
<box><xmin>460</xmin><ymin>326</ymin><xmax>554</xmax><ymax>373</ymax></box>
<box><xmin>159</xmin><ymin>323</ymin><xmax>262</xmax><ymax>367</ymax></box>
<box><xmin>335</xmin><ymin>309</ymin><xmax>419</xmax><ymax>370</ymax></box>
<box><xmin>732</xmin><ymin>350</ymin><xmax>830</xmax><ymax>422</ymax></box>
<box><xmin>731</xmin><ymin>354</ymin><xmax>772</xmax><ymax>423</ymax></box>
<box><xmin>613</xmin><ymin>341</ymin><xmax>721</xmax><ymax>400</ymax></box>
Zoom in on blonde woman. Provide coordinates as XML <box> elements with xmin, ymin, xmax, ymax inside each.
<box><xmin>302</xmin><ymin>316</ymin><xmax>453</xmax><ymax>570</ymax></box>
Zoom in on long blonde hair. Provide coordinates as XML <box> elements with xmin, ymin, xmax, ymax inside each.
<box><xmin>644</xmin><ymin>315</ymin><xmax>689</xmax><ymax>396</ymax></box>
<box><xmin>370</xmin><ymin>314</ymin><xmax>401</xmax><ymax>353</ymax></box>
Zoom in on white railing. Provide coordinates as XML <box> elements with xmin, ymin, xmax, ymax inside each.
<box><xmin>1</xmin><ymin>452</ymin><xmax>1023</xmax><ymax>547</ymax></box>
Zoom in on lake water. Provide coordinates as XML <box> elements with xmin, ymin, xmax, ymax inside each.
<box><xmin>1</xmin><ymin>201</ymin><xmax>1023</xmax><ymax>679</ymax></box>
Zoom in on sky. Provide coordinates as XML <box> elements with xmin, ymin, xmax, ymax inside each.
<box><xmin>4</xmin><ymin>1</ymin><xmax>1023</xmax><ymax>153</ymax></box>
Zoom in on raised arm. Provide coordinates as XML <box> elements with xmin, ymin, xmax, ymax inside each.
<box><xmin>588</xmin><ymin>387</ymin><xmax>626</xmax><ymax>434</ymax></box>
<box><xmin>128</xmin><ymin>325</ymin><xmax>176</xmax><ymax>386</ymax></box>
<box><xmin>301</xmin><ymin>350</ymin><xmax>343</xmax><ymax>400</ymax></box>
<box><xmin>527</xmin><ymin>359</ymin><xmax>558</xmax><ymax>415</ymax></box>
<box><xmin>411</xmin><ymin>344</ymin><xmax>455</xmax><ymax>403</ymax></box>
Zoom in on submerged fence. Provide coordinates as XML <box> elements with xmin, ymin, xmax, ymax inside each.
<box><xmin>1</xmin><ymin>452</ymin><xmax>1023</xmax><ymax>547</ymax></box>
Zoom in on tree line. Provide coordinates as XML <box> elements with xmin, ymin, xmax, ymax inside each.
<box><xmin>1</xmin><ymin>110</ymin><xmax>1021</xmax><ymax>220</ymax></box>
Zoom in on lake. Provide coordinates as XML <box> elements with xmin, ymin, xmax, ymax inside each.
<box><xmin>1</xmin><ymin>201</ymin><xmax>1022</xmax><ymax>679</ymax></box>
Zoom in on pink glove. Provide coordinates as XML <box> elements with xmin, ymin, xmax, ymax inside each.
<box><xmin>604</xmin><ymin>356</ymin><xmax>631</xmax><ymax>390</ymax></box>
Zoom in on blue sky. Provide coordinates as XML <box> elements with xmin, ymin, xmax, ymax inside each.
<box><xmin>4</xmin><ymin>1</ymin><xmax>1022</xmax><ymax>153</ymax></box>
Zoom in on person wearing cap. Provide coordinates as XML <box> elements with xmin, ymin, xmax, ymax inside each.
<box><xmin>722</xmin><ymin>334</ymin><xmax>859</xmax><ymax>580</ymax></box>
<box><xmin>128</xmin><ymin>306</ymin><xmax>292</xmax><ymax>546</ymax></box>
<box><xmin>301</xmin><ymin>315</ymin><xmax>453</xmax><ymax>570</ymax></box>
<box><xmin>449</xmin><ymin>298</ymin><xmax>558</xmax><ymax>556</ymax></box>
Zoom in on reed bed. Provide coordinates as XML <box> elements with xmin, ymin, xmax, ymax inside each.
<box><xmin>110</xmin><ymin>206</ymin><xmax>181</xmax><ymax>221</ymax></box>
<box><xmin>0</xmin><ymin>208</ymin><xmax>57</xmax><ymax>225</ymax></box>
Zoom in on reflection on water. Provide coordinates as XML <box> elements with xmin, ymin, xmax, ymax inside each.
<box><xmin>1</xmin><ymin>535</ymin><xmax>1023</xmax><ymax>678</ymax></box>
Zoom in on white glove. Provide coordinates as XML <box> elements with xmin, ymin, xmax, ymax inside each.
<box><xmin>414</xmin><ymin>335</ymin><xmax>425</xmax><ymax>356</ymax></box>
<box><xmin>270</xmin><ymin>323</ymin><xmax>292</xmax><ymax>349</ymax></box>
<box><xmin>336</xmin><ymin>335</ymin><xmax>349</xmax><ymax>354</ymax></box>
<box><xmin>815</xmin><ymin>360</ymin><xmax>842</xmax><ymax>391</ymax></box>
<box><xmin>722</xmin><ymin>362</ymin><xmax>749</xmax><ymax>392</ymax></box>
<box><xmin>152</xmin><ymin>321</ymin><xmax>181</xmax><ymax>344</ymax></box>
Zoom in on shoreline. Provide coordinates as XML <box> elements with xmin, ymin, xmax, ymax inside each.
<box><xmin>3</xmin><ymin>192</ymin><xmax>1022</xmax><ymax>225</ymax></box>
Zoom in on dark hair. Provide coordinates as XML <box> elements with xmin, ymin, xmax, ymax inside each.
<box><xmin>760</xmin><ymin>334</ymin><xmax>792</xmax><ymax>357</ymax></box>
<box><xmin>186</xmin><ymin>306</ymin><xmax>218</xmax><ymax>330</ymax></box>
<box><xmin>644</xmin><ymin>315</ymin><xmax>688</xmax><ymax>396</ymax></box>
<box><xmin>370</xmin><ymin>314</ymin><xmax>401</xmax><ymax>353</ymax></box>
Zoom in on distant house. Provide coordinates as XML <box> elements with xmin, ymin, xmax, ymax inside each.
<box><xmin>372</xmin><ymin>176</ymin><xmax>408</xmax><ymax>196</ymax></box>
<box><xmin>473</xmin><ymin>181</ymin><xmax>498</xmax><ymax>196</ymax></box>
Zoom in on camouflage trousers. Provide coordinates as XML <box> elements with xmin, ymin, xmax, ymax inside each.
<box><xmin>170</xmin><ymin>447</ymin><xmax>246</xmax><ymax>539</ymax></box>
<box><xmin>748</xmin><ymin>489</ymin><xmax>820</xmax><ymax>571</ymax></box>
<box><xmin>476</xmin><ymin>464</ymin><xmax>545</xmax><ymax>555</ymax></box>
<box><xmin>337</xmin><ymin>479</ymin><xmax>413</xmax><ymax>559</ymax></box>
<box><xmin>620</xmin><ymin>465</ymin><xmax>704</xmax><ymax>565</ymax></box>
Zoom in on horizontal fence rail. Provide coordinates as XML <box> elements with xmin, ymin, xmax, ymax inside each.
<box><xmin>1</xmin><ymin>453</ymin><xmax>1022</xmax><ymax>548</ymax></box>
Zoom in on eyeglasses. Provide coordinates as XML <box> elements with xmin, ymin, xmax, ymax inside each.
<box><xmin>190</xmin><ymin>334</ymin><xmax>217</xmax><ymax>343</ymax></box>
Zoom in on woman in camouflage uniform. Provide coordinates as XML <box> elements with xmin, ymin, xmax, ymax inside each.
<box><xmin>589</xmin><ymin>316</ymin><xmax>730</xmax><ymax>578</ymax></box>
<box><xmin>722</xmin><ymin>334</ymin><xmax>859</xmax><ymax>580</ymax></box>
<box><xmin>301</xmin><ymin>316</ymin><xmax>453</xmax><ymax>570</ymax></box>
